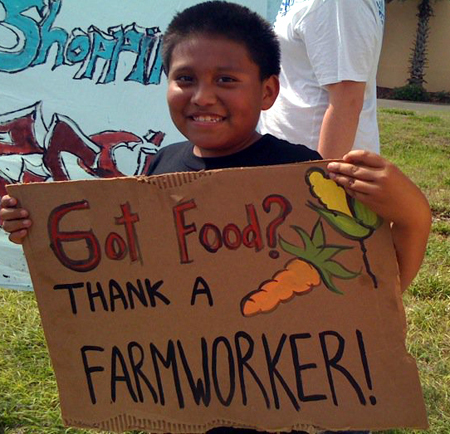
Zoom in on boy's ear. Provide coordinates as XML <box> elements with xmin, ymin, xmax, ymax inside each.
<box><xmin>261</xmin><ymin>75</ymin><xmax>280</xmax><ymax>111</ymax></box>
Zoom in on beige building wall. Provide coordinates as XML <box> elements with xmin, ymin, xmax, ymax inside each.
<box><xmin>377</xmin><ymin>0</ymin><xmax>450</xmax><ymax>92</ymax></box>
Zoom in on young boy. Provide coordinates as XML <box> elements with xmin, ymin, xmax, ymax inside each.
<box><xmin>0</xmin><ymin>3</ymin><xmax>431</xmax><ymax>432</ymax></box>
<box><xmin>0</xmin><ymin>0</ymin><xmax>431</xmax><ymax>293</ymax></box>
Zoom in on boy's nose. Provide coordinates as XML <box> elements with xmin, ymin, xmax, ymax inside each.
<box><xmin>191</xmin><ymin>83</ymin><xmax>217</xmax><ymax>106</ymax></box>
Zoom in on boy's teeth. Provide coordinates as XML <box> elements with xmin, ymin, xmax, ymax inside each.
<box><xmin>193</xmin><ymin>115</ymin><xmax>222</xmax><ymax>122</ymax></box>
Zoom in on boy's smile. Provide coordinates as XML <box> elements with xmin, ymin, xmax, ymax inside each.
<box><xmin>167</xmin><ymin>35</ymin><xmax>279</xmax><ymax>158</ymax></box>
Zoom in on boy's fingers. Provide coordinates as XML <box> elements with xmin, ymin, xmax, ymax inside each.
<box><xmin>0</xmin><ymin>207</ymin><xmax>28</xmax><ymax>221</ymax></box>
<box><xmin>342</xmin><ymin>150</ymin><xmax>385</xmax><ymax>168</ymax></box>
<box><xmin>328</xmin><ymin>172</ymin><xmax>379</xmax><ymax>196</ymax></box>
<box><xmin>8</xmin><ymin>229</ymin><xmax>27</xmax><ymax>245</ymax></box>
<box><xmin>2</xmin><ymin>218</ymin><xmax>32</xmax><ymax>234</ymax></box>
<box><xmin>0</xmin><ymin>195</ymin><xmax>18</xmax><ymax>207</ymax></box>
<box><xmin>327</xmin><ymin>161</ymin><xmax>378</xmax><ymax>181</ymax></box>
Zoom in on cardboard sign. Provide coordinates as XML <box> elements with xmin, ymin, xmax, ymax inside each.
<box><xmin>7</xmin><ymin>162</ymin><xmax>428</xmax><ymax>433</ymax></box>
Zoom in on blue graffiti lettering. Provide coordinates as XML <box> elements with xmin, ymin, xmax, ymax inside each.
<box><xmin>78</xmin><ymin>26</ymin><xmax>118</xmax><ymax>82</ymax></box>
<box><xmin>0</xmin><ymin>0</ymin><xmax>44</xmax><ymax>71</ymax></box>
<box><xmin>65</xmin><ymin>28</ymin><xmax>90</xmax><ymax>65</ymax></box>
<box><xmin>118</xmin><ymin>25</ymin><xmax>162</xmax><ymax>86</ymax></box>
<box><xmin>105</xmin><ymin>24</ymin><xmax>143</xmax><ymax>84</ymax></box>
<box><xmin>0</xmin><ymin>0</ymin><xmax>163</xmax><ymax>85</ymax></box>
<box><xmin>146</xmin><ymin>31</ymin><xmax>163</xmax><ymax>86</ymax></box>
<box><xmin>31</xmin><ymin>0</ymin><xmax>67</xmax><ymax>69</ymax></box>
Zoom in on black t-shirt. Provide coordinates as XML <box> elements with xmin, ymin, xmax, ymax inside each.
<box><xmin>147</xmin><ymin>134</ymin><xmax>321</xmax><ymax>175</ymax></box>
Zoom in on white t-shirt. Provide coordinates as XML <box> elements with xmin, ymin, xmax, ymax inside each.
<box><xmin>260</xmin><ymin>0</ymin><xmax>385</xmax><ymax>153</ymax></box>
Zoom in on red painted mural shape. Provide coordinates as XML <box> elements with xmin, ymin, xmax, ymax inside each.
<box><xmin>0</xmin><ymin>103</ymin><xmax>165</xmax><ymax>197</ymax></box>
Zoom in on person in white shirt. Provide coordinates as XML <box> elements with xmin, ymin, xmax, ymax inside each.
<box><xmin>260</xmin><ymin>0</ymin><xmax>385</xmax><ymax>158</ymax></box>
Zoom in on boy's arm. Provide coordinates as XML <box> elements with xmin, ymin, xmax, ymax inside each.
<box><xmin>0</xmin><ymin>195</ymin><xmax>31</xmax><ymax>244</ymax></box>
<box><xmin>326</xmin><ymin>151</ymin><xmax>432</xmax><ymax>292</ymax></box>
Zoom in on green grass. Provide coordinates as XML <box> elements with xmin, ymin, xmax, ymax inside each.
<box><xmin>374</xmin><ymin>108</ymin><xmax>450</xmax><ymax>434</ymax></box>
<box><xmin>378</xmin><ymin>108</ymin><xmax>450</xmax><ymax>211</ymax></box>
<box><xmin>1</xmin><ymin>107</ymin><xmax>450</xmax><ymax>433</ymax></box>
<box><xmin>0</xmin><ymin>290</ymin><xmax>71</xmax><ymax>433</ymax></box>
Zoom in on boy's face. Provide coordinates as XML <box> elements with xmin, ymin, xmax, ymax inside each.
<box><xmin>166</xmin><ymin>35</ymin><xmax>279</xmax><ymax>158</ymax></box>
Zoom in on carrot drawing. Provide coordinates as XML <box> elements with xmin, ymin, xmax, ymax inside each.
<box><xmin>241</xmin><ymin>220</ymin><xmax>359</xmax><ymax>317</ymax></box>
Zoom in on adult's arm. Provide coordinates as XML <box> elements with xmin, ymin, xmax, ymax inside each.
<box><xmin>298</xmin><ymin>0</ymin><xmax>383</xmax><ymax>157</ymax></box>
<box><xmin>318</xmin><ymin>80</ymin><xmax>366</xmax><ymax>159</ymax></box>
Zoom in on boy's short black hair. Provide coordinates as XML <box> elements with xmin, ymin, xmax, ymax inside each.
<box><xmin>162</xmin><ymin>0</ymin><xmax>281</xmax><ymax>80</ymax></box>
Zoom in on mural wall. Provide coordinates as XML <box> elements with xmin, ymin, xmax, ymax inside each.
<box><xmin>0</xmin><ymin>0</ymin><xmax>281</xmax><ymax>290</ymax></box>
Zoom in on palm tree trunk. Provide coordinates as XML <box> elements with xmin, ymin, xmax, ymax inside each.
<box><xmin>408</xmin><ymin>0</ymin><xmax>434</xmax><ymax>87</ymax></box>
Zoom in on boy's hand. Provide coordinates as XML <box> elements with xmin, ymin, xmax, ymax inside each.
<box><xmin>326</xmin><ymin>150</ymin><xmax>431</xmax><ymax>292</ymax></box>
<box><xmin>0</xmin><ymin>195</ymin><xmax>31</xmax><ymax>245</ymax></box>
<box><xmin>326</xmin><ymin>150</ymin><xmax>425</xmax><ymax>228</ymax></box>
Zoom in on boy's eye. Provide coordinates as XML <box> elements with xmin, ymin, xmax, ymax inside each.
<box><xmin>176</xmin><ymin>75</ymin><xmax>193</xmax><ymax>83</ymax></box>
<box><xmin>218</xmin><ymin>76</ymin><xmax>237</xmax><ymax>83</ymax></box>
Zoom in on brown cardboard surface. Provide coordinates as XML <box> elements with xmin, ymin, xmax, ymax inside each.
<box><xmin>7</xmin><ymin>162</ymin><xmax>428</xmax><ymax>432</ymax></box>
